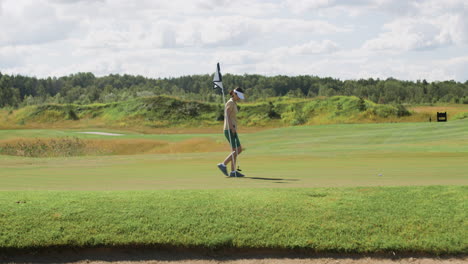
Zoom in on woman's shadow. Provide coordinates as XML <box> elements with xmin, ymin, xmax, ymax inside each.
<box><xmin>238</xmin><ymin>176</ymin><xmax>299</xmax><ymax>184</ymax></box>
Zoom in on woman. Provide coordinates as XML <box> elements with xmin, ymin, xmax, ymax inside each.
<box><xmin>217</xmin><ymin>87</ymin><xmax>245</xmax><ymax>177</ymax></box>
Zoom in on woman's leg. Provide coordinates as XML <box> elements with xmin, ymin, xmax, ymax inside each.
<box><xmin>223</xmin><ymin>146</ymin><xmax>242</xmax><ymax>172</ymax></box>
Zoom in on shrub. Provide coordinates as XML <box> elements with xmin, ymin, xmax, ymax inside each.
<box><xmin>180</xmin><ymin>102</ymin><xmax>200</xmax><ymax>118</ymax></box>
<box><xmin>216</xmin><ymin>106</ymin><xmax>224</xmax><ymax>121</ymax></box>
<box><xmin>245</xmin><ymin>114</ymin><xmax>269</xmax><ymax>126</ymax></box>
<box><xmin>267</xmin><ymin>102</ymin><xmax>281</xmax><ymax>119</ymax></box>
<box><xmin>68</xmin><ymin>109</ymin><xmax>79</xmax><ymax>120</ymax></box>
<box><xmin>292</xmin><ymin>115</ymin><xmax>307</xmax><ymax>126</ymax></box>
<box><xmin>395</xmin><ymin>104</ymin><xmax>411</xmax><ymax>117</ymax></box>
<box><xmin>453</xmin><ymin>112</ymin><xmax>468</xmax><ymax>120</ymax></box>
<box><xmin>281</xmin><ymin>104</ymin><xmax>308</xmax><ymax>126</ymax></box>
<box><xmin>358</xmin><ymin>97</ymin><xmax>367</xmax><ymax>112</ymax></box>
<box><xmin>337</xmin><ymin>102</ymin><xmax>343</xmax><ymax>111</ymax></box>
<box><xmin>375</xmin><ymin>106</ymin><xmax>395</xmax><ymax>118</ymax></box>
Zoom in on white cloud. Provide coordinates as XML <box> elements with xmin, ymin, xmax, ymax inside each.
<box><xmin>0</xmin><ymin>46</ymin><xmax>31</xmax><ymax>68</ymax></box>
<box><xmin>73</xmin><ymin>13</ymin><xmax>348</xmax><ymax>53</ymax></box>
<box><xmin>0</xmin><ymin>0</ymin><xmax>77</xmax><ymax>46</ymax></box>
<box><xmin>212</xmin><ymin>50</ymin><xmax>264</xmax><ymax>66</ymax></box>
<box><xmin>191</xmin><ymin>16</ymin><xmax>261</xmax><ymax>47</ymax></box>
<box><xmin>437</xmin><ymin>55</ymin><xmax>468</xmax><ymax>81</ymax></box>
<box><xmin>245</xmin><ymin>54</ymin><xmax>458</xmax><ymax>82</ymax></box>
<box><xmin>413</xmin><ymin>0</ymin><xmax>468</xmax><ymax>17</ymax></box>
<box><xmin>353</xmin><ymin>59</ymin><xmax>447</xmax><ymax>81</ymax></box>
<box><xmin>363</xmin><ymin>14</ymin><xmax>468</xmax><ymax>52</ymax></box>
<box><xmin>196</xmin><ymin>0</ymin><xmax>280</xmax><ymax>17</ymax></box>
<box><xmin>436</xmin><ymin>14</ymin><xmax>468</xmax><ymax>45</ymax></box>
<box><xmin>273</xmin><ymin>40</ymin><xmax>340</xmax><ymax>57</ymax></box>
<box><xmin>265</xmin><ymin>18</ymin><xmax>350</xmax><ymax>34</ymax></box>
<box><xmin>0</xmin><ymin>0</ymin><xmax>466</xmax><ymax>82</ymax></box>
<box><xmin>171</xmin><ymin>16</ymin><xmax>348</xmax><ymax>48</ymax></box>
<box><xmin>363</xmin><ymin>18</ymin><xmax>440</xmax><ymax>51</ymax></box>
<box><xmin>361</xmin><ymin>0</ymin><xmax>468</xmax><ymax>53</ymax></box>
<box><xmin>284</xmin><ymin>0</ymin><xmax>418</xmax><ymax>16</ymax></box>
<box><xmin>52</xmin><ymin>0</ymin><xmax>105</xmax><ymax>4</ymax></box>
<box><xmin>196</xmin><ymin>0</ymin><xmax>230</xmax><ymax>10</ymax></box>
<box><xmin>290</xmin><ymin>40</ymin><xmax>339</xmax><ymax>54</ymax></box>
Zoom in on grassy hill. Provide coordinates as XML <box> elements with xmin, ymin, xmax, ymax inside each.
<box><xmin>0</xmin><ymin>95</ymin><xmax>437</xmax><ymax>129</ymax></box>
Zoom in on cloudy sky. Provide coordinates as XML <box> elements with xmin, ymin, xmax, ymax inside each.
<box><xmin>0</xmin><ymin>0</ymin><xmax>467</xmax><ymax>81</ymax></box>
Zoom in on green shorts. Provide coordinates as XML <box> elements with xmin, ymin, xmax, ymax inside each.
<box><xmin>224</xmin><ymin>130</ymin><xmax>241</xmax><ymax>149</ymax></box>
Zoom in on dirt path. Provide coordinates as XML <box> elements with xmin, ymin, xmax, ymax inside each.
<box><xmin>67</xmin><ymin>258</ymin><xmax>467</xmax><ymax>264</ymax></box>
<box><xmin>76</xmin><ymin>132</ymin><xmax>123</xmax><ymax>136</ymax></box>
<box><xmin>0</xmin><ymin>248</ymin><xmax>468</xmax><ymax>264</ymax></box>
<box><xmin>2</xmin><ymin>250</ymin><xmax>466</xmax><ymax>264</ymax></box>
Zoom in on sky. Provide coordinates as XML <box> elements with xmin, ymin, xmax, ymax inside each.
<box><xmin>0</xmin><ymin>0</ymin><xmax>467</xmax><ymax>82</ymax></box>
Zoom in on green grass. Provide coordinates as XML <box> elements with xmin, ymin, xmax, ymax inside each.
<box><xmin>0</xmin><ymin>119</ymin><xmax>466</xmax><ymax>190</ymax></box>
<box><xmin>0</xmin><ymin>186</ymin><xmax>466</xmax><ymax>254</ymax></box>
<box><xmin>0</xmin><ymin>120</ymin><xmax>467</xmax><ymax>254</ymax></box>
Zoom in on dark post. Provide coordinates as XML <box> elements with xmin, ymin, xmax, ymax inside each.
<box><xmin>437</xmin><ymin>112</ymin><xmax>447</xmax><ymax>122</ymax></box>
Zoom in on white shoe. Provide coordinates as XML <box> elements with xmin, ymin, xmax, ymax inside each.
<box><xmin>229</xmin><ymin>171</ymin><xmax>245</xmax><ymax>177</ymax></box>
<box><xmin>217</xmin><ymin>163</ymin><xmax>228</xmax><ymax>176</ymax></box>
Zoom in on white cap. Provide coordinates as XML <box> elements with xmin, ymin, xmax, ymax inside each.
<box><xmin>235</xmin><ymin>91</ymin><xmax>245</xmax><ymax>100</ymax></box>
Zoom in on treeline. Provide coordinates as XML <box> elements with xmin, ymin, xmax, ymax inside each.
<box><xmin>0</xmin><ymin>72</ymin><xmax>467</xmax><ymax>108</ymax></box>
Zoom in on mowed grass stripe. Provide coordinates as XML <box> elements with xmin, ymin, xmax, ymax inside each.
<box><xmin>0</xmin><ymin>186</ymin><xmax>466</xmax><ymax>254</ymax></box>
<box><xmin>0</xmin><ymin>119</ymin><xmax>467</xmax><ymax>190</ymax></box>
<box><xmin>0</xmin><ymin>153</ymin><xmax>466</xmax><ymax>190</ymax></box>
<box><xmin>247</xmin><ymin>120</ymin><xmax>468</xmax><ymax>153</ymax></box>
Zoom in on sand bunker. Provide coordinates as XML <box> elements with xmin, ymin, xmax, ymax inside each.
<box><xmin>77</xmin><ymin>132</ymin><xmax>123</xmax><ymax>136</ymax></box>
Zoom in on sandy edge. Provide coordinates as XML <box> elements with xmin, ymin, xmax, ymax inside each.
<box><xmin>76</xmin><ymin>132</ymin><xmax>124</xmax><ymax>136</ymax></box>
<box><xmin>1</xmin><ymin>248</ymin><xmax>466</xmax><ymax>264</ymax></box>
<box><xmin>4</xmin><ymin>257</ymin><xmax>467</xmax><ymax>264</ymax></box>
<box><xmin>69</xmin><ymin>258</ymin><xmax>467</xmax><ymax>264</ymax></box>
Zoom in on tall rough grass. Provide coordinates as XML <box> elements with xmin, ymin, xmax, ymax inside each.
<box><xmin>3</xmin><ymin>95</ymin><xmax>465</xmax><ymax>130</ymax></box>
<box><xmin>0</xmin><ymin>137</ymin><xmax>226</xmax><ymax>157</ymax></box>
<box><xmin>241</xmin><ymin>96</ymin><xmax>410</xmax><ymax>126</ymax></box>
<box><xmin>0</xmin><ymin>137</ymin><xmax>85</xmax><ymax>157</ymax></box>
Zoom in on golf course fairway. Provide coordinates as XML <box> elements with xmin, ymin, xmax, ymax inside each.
<box><xmin>0</xmin><ymin>119</ymin><xmax>466</xmax><ymax>190</ymax></box>
<box><xmin>0</xmin><ymin>119</ymin><xmax>466</xmax><ymax>256</ymax></box>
